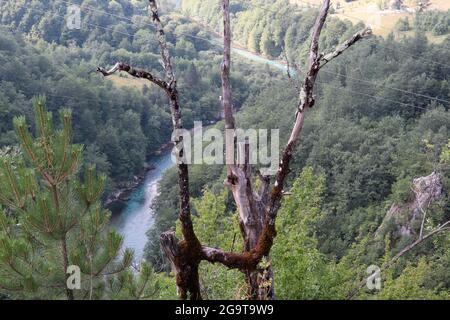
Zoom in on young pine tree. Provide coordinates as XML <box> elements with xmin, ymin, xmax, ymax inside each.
<box><xmin>0</xmin><ymin>96</ymin><xmax>158</xmax><ymax>299</ymax></box>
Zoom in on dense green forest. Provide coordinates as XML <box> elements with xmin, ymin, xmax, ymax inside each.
<box><xmin>181</xmin><ymin>0</ymin><xmax>366</xmax><ymax>59</ymax></box>
<box><xmin>397</xmin><ymin>9</ymin><xmax>450</xmax><ymax>35</ymax></box>
<box><xmin>0</xmin><ymin>0</ymin><xmax>449</xmax><ymax>300</ymax></box>
<box><xmin>0</xmin><ymin>0</ymin><xmax>269</xmax><ymax>189</ymax></box>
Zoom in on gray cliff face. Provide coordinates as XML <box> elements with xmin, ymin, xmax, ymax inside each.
<box><xmin>376</xmin><ymin>172</ymin><xmax>443</xmax><ymax>239</ymax></box>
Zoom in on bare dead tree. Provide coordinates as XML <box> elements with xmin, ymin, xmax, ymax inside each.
<box><xmin>98</xmin><ymin>0</ymin><xmax>370</xmax><ymax>300</ymax></box>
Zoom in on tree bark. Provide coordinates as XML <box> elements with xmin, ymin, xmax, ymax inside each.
<box><xmin>61</xmin><ymin>236</ymin><xmax>74</xmax><ymax>300</ymax></box>
<box><xmin>220</xmin><ymin>0</ymin><xmax>271</xmax><ymax>299</ymax></box>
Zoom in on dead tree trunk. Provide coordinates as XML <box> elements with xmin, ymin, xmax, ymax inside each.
<box><xmin>220</xmin><ymin>0</ymin><xmax>271</xmax><ymax>299</ymax></box>
<box><xmin>97</xmin><ymin>0</ymin><xmax>370</xmax><ymax>300</ymax></box>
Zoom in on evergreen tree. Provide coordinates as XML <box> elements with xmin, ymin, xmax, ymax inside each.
<box><xmin>0</xmin><ymin>96</ymin><xmax>158</xmax><ymax>299</ymax></box>
<box><xmin>260</xmin><ymin>29</ymin><xmax>281</xmax><ymax>58</ymax></box>
<box><xmin>184</xmin><ymin>63</ymin><xmax>200</xmax><ymax>87</ymax></box>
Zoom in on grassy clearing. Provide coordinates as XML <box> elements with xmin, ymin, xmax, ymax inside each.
<box><xmin>291</xmin><ymin>0</ymin><xmax>449</xmax><ymax>40</ymax></box>
<box><xmin>431</xmin><ymin>0</ymin><xmax>450</xmax><ymax>11</ymax></box>
<box><xmin>108</xmin><ymin>74</ymin><xmax>150</xmax><ymax>91</ymax></box>
<box><xmin>334</xmin><ymin>11</ymin><xmax>413</xmax><ymax>37</ymax></box>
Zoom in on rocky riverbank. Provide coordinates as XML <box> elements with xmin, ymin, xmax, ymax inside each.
<box><xmin>104</xmin><ymin>163</ymin><xmax>155</xmax><ymax>210</ymax></box>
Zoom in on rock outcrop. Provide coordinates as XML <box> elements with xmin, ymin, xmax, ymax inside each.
<box><xmin>376</xmin><ymin>172</ymin><xmax>443</xmax><ymax>239</ymax></box>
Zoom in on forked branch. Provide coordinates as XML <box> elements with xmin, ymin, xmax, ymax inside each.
<box><xmin>97</xmin><ymin>0</ymin><xmax>371</xmax><ymax>300</ymax></box>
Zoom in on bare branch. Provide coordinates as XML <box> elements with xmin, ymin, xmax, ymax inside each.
<box><xmin>239</xmin><ymin>0</ymin><xmax>370</xmax><ymax>278</ymax></box>
<box><xmin>201</xmin><ymin>246</ymin><xmax>258</xmax><ymax>270</ymax></box>
<box><xmin>262</xmin><ymin>0</ymin><xmax>332</xmax><ymax>236</ymax></box>
<box><xmin>411</xmin><ymin>186</ymin><xmax>431</xmax><ymax>239</ymax></box>
<box><xmin>96</xmin><ymin>62</ymin><xmax>168</xmax><ymax>90</ymax></box>
<box><xmin>220</xmin><ymin>0</ymin><xmax>261</xmax><ymax>254</ymax></box>
<box><xmin>149</xmin><ymin>0</ymin><xmax>176</xmax><ymax>84</ymax></box>
<box><xmin>150</xmin><ymin>0</ymin><xmax>204</xmax><ymax>301</ymax></box>
<box><xmin>320</xmin><ymin>28</ymin><xmax>372</xmax><ymax>69</ymax></box>
<box><xmin>221</xmin><ymin>0</ymin><xmax>235</xmax><ymax>132</ymax></box>
<box><xmin>147</xmin><ymin>0</ymin><xmax>196</xmax><ymax>243</ymax></box>
<box><xmin>282</xmin><ymin>48</ymin><xmax>301</xmax><ymax>94</ymax></box>
<box><xmin>309</xmin><ymin>0</ymin><xmax>331</xmax><ymax>64</ymax></box>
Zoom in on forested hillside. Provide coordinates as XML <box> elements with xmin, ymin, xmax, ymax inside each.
<box><xmin>181</xmin><ymin>0</ymin><xmax>450</xmax><ymax>57</ymax></box>
<box><xmin>182</xmin><ymin>0</ymin><xmax>364</xmax><ymax>59</ymax></box>
<box><xmin>145</xmin><ymin>0</ymin><xmax>450</xmax><ymax>299</ymax></box>
<box><xmin>0</xmin><ymin>0</ymin><xmax>449</xmax><ymax>301</ymax></box>
<box><xmin>0</xmin><ymin>0</ymin><xmax>269</xmax><ymax>189</ymax></box>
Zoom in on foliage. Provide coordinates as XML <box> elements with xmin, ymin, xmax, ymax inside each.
<box><xmin>0</xmin><ymin>1</ymin><xmax>275</xmax><ymax>190</ymax></box>
<box><xmin>272</xmin><ymin>168</ymin><xmax>351</xmax><ymax>299</ymax></box>
<box><xmin>376</xmin><ymin>258</ymin><xmax>450</xmax><ymax>300</ymax></box>
<box><xmin>415</xmin><ymin>10</ymin><xmax>450</xmax><ymax>36</ymax></box>
<box><xmin>190</xmin><ymin>190</ymin><xmax>245</xmax><ymax>299</ymax></box>
<box><xmin>395</xmin><ymin>17</ymin><xmax>410</xmax><ymax>32</ymax></box>
<box><xmin>182</xmin><ymin>0</ymin><xmax>362</xmax><ymax>60</ymax></box>
<box><xmin>0</xmin><ymin>97</ymin><xmax>159</xmax><ymax>299</ymax></box>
